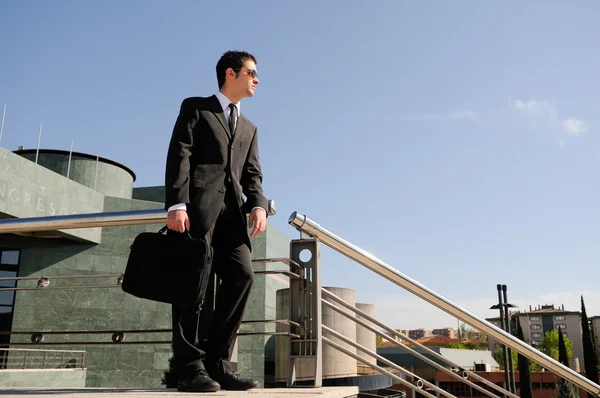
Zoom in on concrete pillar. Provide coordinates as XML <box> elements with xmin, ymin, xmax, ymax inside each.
<box><xmin>322</xmin><ymin>287</ymin><xmax>358</xmax><ymax>378</ymax></box>
<box><xmin>275</xmin><ymin>288</ymin><xmax>291</xmax><ymax>382</ymax></box>
<box><xmin>274</xmin><ymin>287</ymin><xmax>359</xmax><ymax>382</ymax></box>
<box><xmin>355</xmin><ymin>303</ymin><xmax>376</xmax><ymax>362</ymax></box>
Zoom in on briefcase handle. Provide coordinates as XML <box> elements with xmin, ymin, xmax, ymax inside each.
<box><xmin>158</xmin><ymin>225</ymin><xmax>193</xmax><ymax>240</ymax></box>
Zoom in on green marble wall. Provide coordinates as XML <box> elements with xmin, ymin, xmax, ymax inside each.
<box><xmin>16</xmin><ymin>151</ymin><xmax>135</xmax><ymax>200</ymax></box>
<box><xmin>132</xmin><ymin>186</ymin><xmax>165</xmax><ymax>203</ymax></box>
<box><xmin>237</xmin><ymin>224</ymin><xmax>292</xmax><ymax>385</ymax></box>
<box><xmin>0</xmin><ymin>369</ymin><xmax>87</xmax><ymax>387</ymax></box>
<box><xmin>6</xmin><ymin>196</ymin><xmax>171</xmax><ymax>387</ymax></box>
<box><xmin>0</xmin><ymin>147</ymin><xmax>104</xmax><ymax>243</ymax></box>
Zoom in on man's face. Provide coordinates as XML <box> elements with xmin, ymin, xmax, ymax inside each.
<box><xmin>228</xmin><ymin>60</ymin><xmax>259</xmax><ymax>98</ymax></box>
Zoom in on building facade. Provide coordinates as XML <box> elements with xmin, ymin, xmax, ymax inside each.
<box><xmin>0</xmin><ymin>147</ymin><xmax>291</xmax><ymax>387</ymax></box>
<box><xmin>408</xmin><ymin>329</ymin><xmax>431</xmax><ymax>340</ymax></box>
<box><xmin>432</xmin><ymin>328</ymin><xmax>457</xmax><ymax>339</ymax></box>
<box><xmin>487</xmin><ymin>304</ymin><xmax>583</xmax><ymax>368</ymax></box>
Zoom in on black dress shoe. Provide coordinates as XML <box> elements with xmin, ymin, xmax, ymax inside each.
<box><xmin>177</xmin><ymin>369</ymin><xmax>220</xmax><ymax>392</ymax></box>
<box><xmin>212</xmin><ymin>371</ymin><xmax>259</xmax><ymax>391</ymax></box>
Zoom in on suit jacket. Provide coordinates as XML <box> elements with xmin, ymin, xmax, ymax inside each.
<box><xmin>164</xmin><ymin>95</ymin><xmax>268</xmax><ymax>245</ymax></box>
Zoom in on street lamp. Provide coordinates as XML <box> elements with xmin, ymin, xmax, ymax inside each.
<box><xmin>490</xmin><ymin>284</ymin><xmax>518</xmax><ymax>394</ymax></box>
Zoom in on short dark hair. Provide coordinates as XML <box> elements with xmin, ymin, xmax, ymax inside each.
<box><xmin>216</xmin><ymin>50</ymin><xmax>257</xmax><ymax>89</ymax></box>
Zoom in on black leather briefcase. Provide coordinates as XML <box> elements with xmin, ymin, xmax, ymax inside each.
<box><xmin>121</xmin><ymin>226</ymin><xmax>213</xmax><ymax>306</ymax></box>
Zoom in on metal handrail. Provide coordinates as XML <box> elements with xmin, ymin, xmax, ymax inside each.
<box><xmin>0</xmin><ymin>348</ymin><xmax>85</xmax><ymax>353</ymax></box>
<box><xmin>323</xmin><ymin>325</ymin><xmax>454</xmax><ymax>398</ymax></box>
<box><xmin>0</xmin><ymin>264</ymin><xmax>301</xmax><ymax>292</ymax></box>
<box><xmin>288</xmin><ymin>211</ymin><xmax>600</xmax><ymax>397</ymax></box>
<box><xmin>322</xmin><ymin>290</ymin><xmax>518</xmax><ymax>398</ymax></box>
<box><xmin>0</xmin><ymin>209</ymin><xmax>166</xmax><ymax>233</ymax></box>
<box><xmin>0</xmin><ymin>320</ymin><xmax>302</xmax><ymax>336</ymax></box>
<box><xmin>0</xmin><ymin>347</ymin><xmax>86</xmax><ymax>369</ymax></box>
<box><xmin>0</xmin><ymin>201</ymin><xmax>276</xmax><ymax>234</ymax></box>
<box><xmin>322</xmin><ymin>336</ymin><xmax>437</xmax><ymax>398</ymax></box>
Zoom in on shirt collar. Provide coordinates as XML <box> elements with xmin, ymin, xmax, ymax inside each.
<box><xmin>215</xmin><ymin>91</ymin><xmax>240</xmax><ymax>114</ymax></box>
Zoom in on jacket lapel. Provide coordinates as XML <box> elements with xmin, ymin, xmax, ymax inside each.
<box><xmin>209</xmin><ymin>95</ymin><xmax>231</xmax><ymax>139</ymax></box>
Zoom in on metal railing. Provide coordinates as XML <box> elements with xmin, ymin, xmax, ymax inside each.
<box><xmin>0</xmin><ymin>205</ymin><xmax>302</xmax><ymax>350</ymax></box>
<box><xmin>287</xmin><ymin>211</ymin><xmax>600</xmax><ymax>397</ymax></box>
<box><xmin>0</xmin><ymin>348</ymin><xmax>85</xmax><ymax>370</ymax></box>
<box><xmin>2</xmin><ymin>208</ymin><xmax>599</xmax><ymax>397</ymax></box>
<box><xmin>0</xmin><ymin>200</ymin><xmax>276</xmax><ymax>234</ymax></box>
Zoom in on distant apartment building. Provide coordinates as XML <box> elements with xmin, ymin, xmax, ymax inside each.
<box><xmin>383</xmin><ymin>329</ymin><xmax>408</xmax><ymax>342</ymax></box>
<box><xmin>487</xmin><ymin>304</ymin><xmax>583</xmax><ymax>368</ymax></box>
<box><xmin>409</xmin><ymin>328</ymin><xmax>431</xmax><ymax>339</ymax></box>
<box><xmin>432</xmin><ymin>328</ymin><xmax>457</xmax><ymax>339</ymax></box>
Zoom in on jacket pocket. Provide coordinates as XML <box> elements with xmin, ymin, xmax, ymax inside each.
<box><xmin>191</xmin><ymin>178</ymin><xmax>206</xmax><ymax>189</ymax></box>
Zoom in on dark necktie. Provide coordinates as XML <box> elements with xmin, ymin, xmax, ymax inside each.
<box><xmin>228</xmin><ymin>103</ymin><xmax>238</xmax><ymax>136</ymax></box>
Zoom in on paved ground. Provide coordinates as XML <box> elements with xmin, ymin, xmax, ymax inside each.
<box><xmin>0</xmin><ymin>386</ymin><xmax>359</xmax><ymax>398</ymax></box>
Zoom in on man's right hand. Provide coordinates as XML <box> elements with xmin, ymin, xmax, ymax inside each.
<box><xmin>167</xmin><ymin>210</ymin><xmax>190</xmax><ymax>233</ymax></box>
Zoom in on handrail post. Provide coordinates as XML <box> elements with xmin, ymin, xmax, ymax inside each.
<box><xmin>288</xmin><ymin>238</ymin><xmax>322</xmax><ymax>388</ymax></box>
<box><xmin>311</xmin><ymin>240</ymin><xmax>322</xmax><ymax>387</ymax></box>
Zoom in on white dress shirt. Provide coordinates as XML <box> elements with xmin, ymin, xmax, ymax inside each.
<box><xmin>167</xmin><ymin>92</ymin><xmax>266</xmax><ymax>216</ymax></box>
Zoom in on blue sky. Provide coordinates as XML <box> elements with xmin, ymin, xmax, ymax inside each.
<box><xmin>2</xmin><ymin>1</ymin><xmax>600</xmax><ymax>329</ymax></box>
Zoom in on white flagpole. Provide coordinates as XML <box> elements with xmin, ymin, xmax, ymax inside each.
<box><xmin>94</xmin><ymin>155</ymin><xmax>99</xmax><ymax>190</ymax></box>
<box><xmin>0</xmin><ymin>103</ymin><xmax>6</xmax><ymax>147</ymax></box>
<box><xmin>67</xmin><ymin>141</ymin><xmax>74</xmax><ymax>178</ymax></box>
<box><xmin>35</xmin><ymin>123</ymin><xmax>43</xmax><ymax>163</ymax></box>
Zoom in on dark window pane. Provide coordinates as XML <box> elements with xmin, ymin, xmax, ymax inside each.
<box><xmin>0</xmin><ymin>251</ymin><xmax>19</xmax><ymax>265</ymax></box>
<box><xmin>0</xmin><ymin>271</ymin><xmax>16</xmax><ymax>288</ymax></box>
<box><xmin>0</xmin><ymin>291</ymin><xmax>14</xmax><ymax>306</ymax></box>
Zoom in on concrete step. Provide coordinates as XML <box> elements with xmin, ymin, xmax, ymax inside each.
<box><xmin>0</xmin><ymin>386</ymin><xmax>359</xmax><ymax>398</ymax></box>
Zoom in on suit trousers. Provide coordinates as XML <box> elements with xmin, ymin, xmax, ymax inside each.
<box><xmin>171</xmin><ymin>191</ymin><xmax>254</xmax><ymax>376</ymax></box>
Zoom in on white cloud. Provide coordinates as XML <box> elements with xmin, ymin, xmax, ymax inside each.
<box><xmin>512</xmin><ymin>99</ymin><xmax>539</xmax><ymax>114</ymax></box>
<box><xmin>509</xmin><ymin>98</ymin><xmax>589</xmax><ymax>144</ymax></box>
<box><xmin>563</xmin><ymin>118</ymin><xmax>588</xmax><ymax>136</ymax></box>
<box><xmin>510</xmin><ymin>99</ymin><xmax>558</xmax><ymax>121</ymax></box>
<box><xmin>370</xmin><ymin>290</ymin><xmax>600</xmax><ymax>330</ymax></box>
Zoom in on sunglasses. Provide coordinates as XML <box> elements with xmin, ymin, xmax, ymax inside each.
<box><xmin>240</xmin><ymin>69</ymin><xmax>258</xmax><ymax>79</ymax></box>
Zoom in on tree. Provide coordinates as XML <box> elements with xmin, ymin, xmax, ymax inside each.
<box><xmin>516</xmin><ymin>318</ymin><xmax>533</xmax><ymax>398</ymax></box>
<box><xmin>376</xmin><ymin>333</ymin><xmax>385</xmax><ymax>348</ymax></box>
<box><xmin>559</xmin><ymin>329</ymin><xmax>570</xmax><ymax>367</ymax></box>
<box><xmin>448</xmin><ymin>341</ymin><xmax>483</xmax><ymax>350</ymax></box>
<box><xmin>458</xmin><ymin>322</ymin><xmax>488</xmax><ymax>344</ymax></box>
<box><xmin>557</xmin><ymin>380</ymin><xmax>580</xmax><ymax>398</ymax></box>
<box><xmin>557</xmin><ymin>329</ymin><xmax>579</xmax><ymax>398</ymax></box>
<box><xmin>493</xmin><ymin>346</ymin><xmax>518</xmax><ymax>370</ymax></box>
<box><xmin>581</xmin><ymin>296</ymin><xmax>599</xmax><ymax>397</ymax></box>
<box><xmin>537</xmin><ymin>330</ymin><xmax>573</xmax><ymax>362</ymax></box>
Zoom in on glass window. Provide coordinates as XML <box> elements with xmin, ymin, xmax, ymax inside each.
<box><xmin>555</xmin><ymin>315</ymin><xmax>566</xmax><ymax>321</ymax></box>
<box><xmin>0</xmin><ymin>292</ymin><xmax>14</xmax><ymax>308</ymax></box>
<box><xmin>531</xmin><ymin>332</ymin><xmax>543</xmax><ymax>338</ymax></box>
<box><xmin>556</xmin><ymin>324</ymin><xmax>567</xmax><ymax>329</ymax></box>
<box><xmin>0</xmin><ymin>251</ymin><xmax>19</xmax><ymax>265</ymax></box>
<box><xmin>531</xmin><ymin>324</ymin><xmax>542</xmax><ymax>330</ymax></box>
<box><xmin>530</xmin><ymin>316</ymin><xmax>540</xmax><ymax>321</ymax></box>
<box><xmin>0</xmin><ymin>271</ymin><xmax>16</xmax><ymax>311</ymax></box>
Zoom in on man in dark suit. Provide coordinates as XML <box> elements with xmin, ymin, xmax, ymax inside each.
<box><xmin>164</xmin><ymin>50</ymin><xmax>268</xmax><ymax>392</ymax></box>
